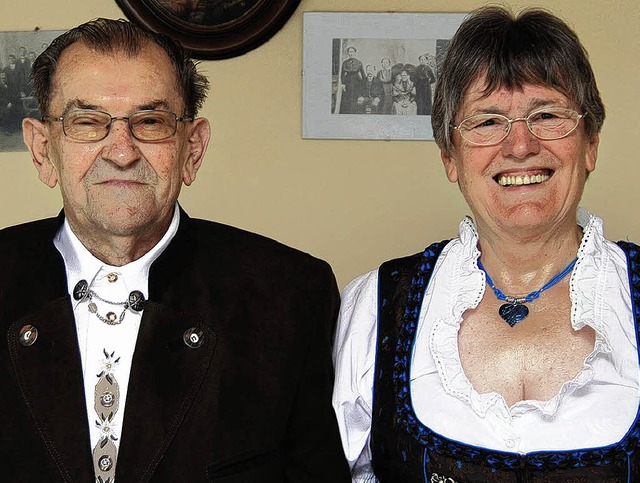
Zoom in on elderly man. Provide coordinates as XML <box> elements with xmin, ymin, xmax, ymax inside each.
<box><xmin>1</xmin><ymin>18</ymin><xmax>349</xmax><ymax>482</ymax></box>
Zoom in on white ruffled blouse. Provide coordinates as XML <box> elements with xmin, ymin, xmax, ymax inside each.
<box><xmin>332</xmin><ymin>208</ymin><xmax>640</xmax><ymax>481</ymax></box>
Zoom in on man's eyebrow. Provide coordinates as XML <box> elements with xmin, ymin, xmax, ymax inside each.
<box><xmin>58</xmin><ymin>99</ymin><xmax>174</xmax><ymax>115</ymax></box>
<box><xmin>138</xmin><ymin>100</ymin><xmax>172</xmax><ymax>111</ymax></box>
<box><xmin>61</xmin><ymin>99</ymin><xmax>100</xmax><ymax>114</ymax></box>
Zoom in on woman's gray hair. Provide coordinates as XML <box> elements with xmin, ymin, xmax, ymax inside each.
<box><xmin>432</xmin><ymin>6</ymin><xmax>605</xmax><ymax>154</ymax></box>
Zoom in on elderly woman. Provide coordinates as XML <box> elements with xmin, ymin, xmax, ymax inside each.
<box><xmin>333</xmin><ymin>6</ymin><xmax>640</xmax><ymax>482</ymax></box>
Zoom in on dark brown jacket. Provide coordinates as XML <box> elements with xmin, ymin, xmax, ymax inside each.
<box><xmin>0</xmin><ymin>209</ymin><xmax>350</xmax><ymax>482</ymax></box>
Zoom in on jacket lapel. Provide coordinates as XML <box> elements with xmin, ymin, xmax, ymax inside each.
<box><xmin>114</xmin><ymin>210</ymin><xmax>222</xmax><ymax>481</ymax></box>
<box><xmin>8</xmin><ymin>297</ymin><xmax>94</xmax><ymax>482</ymax></box>
<box><xmin>114</xmin><ymin>301</ymin><xmax>218</xmax><ymax>482</ymax></box>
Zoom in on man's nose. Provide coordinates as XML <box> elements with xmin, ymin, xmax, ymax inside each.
<box><xmin>100</xmin><ymin>118</ymin><xmax>142</xmax><ymax>167</ymax></box>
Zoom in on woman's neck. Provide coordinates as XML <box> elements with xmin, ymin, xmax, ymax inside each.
<box><xmin>475</xmin><ymin>222</ymin><xmax>583</xmax><ymax>294</ymax></box>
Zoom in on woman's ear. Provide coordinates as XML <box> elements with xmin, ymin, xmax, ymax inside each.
<box><xmin>441</xmin><ymin>148</ymin><xmax>459</xmax><ymax>183</ymax></box>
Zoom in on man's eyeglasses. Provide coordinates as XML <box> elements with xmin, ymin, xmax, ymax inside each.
<box><xmin>42</xmin><ymin>109</ymin><xmax>194</xmax><ymax>142</ymax></box>
<box><xmin>452</xmin><ymin>107</ymin><xmax>586</xmax><ymax>146</ymax></box>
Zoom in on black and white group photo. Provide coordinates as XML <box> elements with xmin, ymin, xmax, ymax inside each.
<box><xmin>0</xmin><ymin>30</ymin><xmax>63</xmax><ymax>151</ymax></box>
<box><xmin>331</xmin><ymin>37</ymin><xmax>450</xmax><ymax>116</ymax></box>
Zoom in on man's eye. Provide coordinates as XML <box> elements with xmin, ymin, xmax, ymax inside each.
<box><xmin>140</xmin><ymin>117</ymin><xmax>162</xmax><ymax>125</ymax></box>
<box><xmin>135</xmin><ymin>115</ymin><xmax>166</xmax><ymax>127</ymax></box>
<box><xmin>71</xmin><ymin>116</ymin><xmax>104</xmax><ymax>126</ymax></box>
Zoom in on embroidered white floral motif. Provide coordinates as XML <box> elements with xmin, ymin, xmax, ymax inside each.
<box><xmin>94</xmin><ymin>412</ymin><xmax>118</xmax><ymax>441</ymax></box>
<box><xmin>430</xmin><ymin>473</ymin><xmax>458</xmax><ymax>483</ymax></box>
<box><xmin>97</xmin><ymin>349</ymin><xmax>120</xmax><ymax>380</ymax></box>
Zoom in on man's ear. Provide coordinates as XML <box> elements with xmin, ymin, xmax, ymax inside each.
<box><xmin>22</xmin><ymin>117</ymin><xmax>58</xmax><ymax>188</ymax></box>
<box><xmin>182</xmin><ymin>117</ymin><xmax>211</xmax><ymax>186</ymax></box>
<box><xmin>441</xmin><ymin>148</ymin><xmax>459</xmax><ymax>183</ymax></box>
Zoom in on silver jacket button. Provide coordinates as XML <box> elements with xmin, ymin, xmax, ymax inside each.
<box><xmin>183</xmin><ymin>327</ymin><xmax>204</xmax><ymax>349</ymax></box>
<box><xmin>19</xmin><ymin>325</ymin><xmax>38</xmax><ymax>347</ymax></box>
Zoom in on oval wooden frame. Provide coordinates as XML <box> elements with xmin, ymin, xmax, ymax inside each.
<box><xmin>115</xmin><ymin>0</ymin><xmax>301</xmax><ymax>60</ymax></box>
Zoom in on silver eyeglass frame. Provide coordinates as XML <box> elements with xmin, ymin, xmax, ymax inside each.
<box><xmin>42</xmin><ymin>109</ymin><xmax>194</xmax><ymax>142</ymax></box>
<box><xmin>451</xmin><ymin>107</ymin><xmax>587</xmax><ymax>146</ymax></box>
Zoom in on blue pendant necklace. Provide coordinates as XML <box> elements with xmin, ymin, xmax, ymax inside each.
<box><xmin>477</xmin><ymin>257</ymin><xmax>578</xmax><ymax>327</ymax></box>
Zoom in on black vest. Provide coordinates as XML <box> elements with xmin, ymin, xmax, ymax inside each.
<box><xmin>371</xmin><ymin>240</ymin><xmax>640</xmax><ymax>482</ymax></box>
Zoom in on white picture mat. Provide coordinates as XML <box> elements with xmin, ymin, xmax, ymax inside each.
<box><xmin>302</xmin><ymin>12</ymin><xmax>467</xmax><ymax>140</ymax></box>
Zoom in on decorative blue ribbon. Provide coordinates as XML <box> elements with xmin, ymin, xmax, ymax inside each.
<box><xmin>477</xmin><ymin>257</ymin><xmax>578</xmax><ymax>304</ymax></box>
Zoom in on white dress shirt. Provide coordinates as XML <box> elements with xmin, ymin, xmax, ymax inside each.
<box><xmin>332</xmin><ymin>208</ymin><xmax>640</xmax><ymax>482</ymax></box>
<box><xmin>54</xmin><ymin>206</ymin><xmax>180</xmax><ymax>455</ymax></box>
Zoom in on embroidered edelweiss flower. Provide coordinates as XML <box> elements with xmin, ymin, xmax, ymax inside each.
<box><xmin>95</xmin><ymin>411</ymin><xmax>119</xmax><ymax>443</ymax></box>
<box><xmin>96</xmin><ymin>348</ymin><xmax>121</xmax><ymax>384</ymax></box>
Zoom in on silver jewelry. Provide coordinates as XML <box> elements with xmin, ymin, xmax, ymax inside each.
<box><xmin>73</xmin><ymin>280</ymin><xmax>145</xmax><ymax>325</ymax></box>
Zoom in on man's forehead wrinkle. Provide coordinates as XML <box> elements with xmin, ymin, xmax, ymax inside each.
<box><xmin>140</xmin><ymin>99</ymin><xmax>172</xmax><ymax>111</ymax></box>
<box><xmin>60</xmin><ymin>99</ymin><xmax>99</xmax><ymax>114</ymax></box>
<box><xmin>47</xmin><ymin>45</ymin><xmax>184</xmax><ymax>118</ymax></box>
<box><xmin>57</xmin><ymin>98</ymin><xmax>173</xmax><ymax>115</ymax></box>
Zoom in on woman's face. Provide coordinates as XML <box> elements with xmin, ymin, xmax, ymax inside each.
<box><xmin>441</xmin><ymin>77</ymin><xmax>598</xmax><ymax>238</ymax></box>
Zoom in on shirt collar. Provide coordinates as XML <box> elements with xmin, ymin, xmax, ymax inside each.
<box><xmin>54</xmin><ymin>204</ymin><xmax>180</xmax><ymax>302</ymax></box>
<box><xmin>457</xmin><ymin>207</ymin><xmax>596</xmax><ymax>251</ymax></box>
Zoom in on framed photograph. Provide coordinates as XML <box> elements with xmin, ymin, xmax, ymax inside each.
<box><xmin>0</xmin><ymin>29</ymin><xmax>65</xmax><ymax>152</ymax></box>
<box><xmin>115</xmin><ymin>0</ymin><xmax>301</xmax><ymax>60</ymax></box>
<box><xmin>302</xmin><ymin>12</ymin><xmax>467</xmax><ymax>140</ymax></box>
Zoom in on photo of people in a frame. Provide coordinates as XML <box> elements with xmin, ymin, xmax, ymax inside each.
<box><xmin>331</xmin><ymin>38</ymin><xmax>451</xmax><ymax>116</ymax></box>
<box><xmin>0</xmin><ymin>29</ymin><xmax>64</xmax><ymax>152</ymax></box>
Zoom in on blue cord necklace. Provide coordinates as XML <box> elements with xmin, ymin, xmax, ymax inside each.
<box><xmin>477</xmin><ymin>257</ymin><xmax>578</xmax><ymax>327</ymax></box>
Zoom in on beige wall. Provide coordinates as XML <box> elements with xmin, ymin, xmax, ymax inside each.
<box><xmin>1</xmin><ymin>0</ymin><xmax>638</xmax><ymax>289</ymax></box>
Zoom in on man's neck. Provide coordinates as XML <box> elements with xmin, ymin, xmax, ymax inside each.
<box><xmin>66</xmin><ymin>212</ymin><xmax>177</xmax><ymax>267</ymax></box>
<box><xmin>79</xmin><ymin>230</ymin><xmax>167</xmax><ymax>266</ymax></box>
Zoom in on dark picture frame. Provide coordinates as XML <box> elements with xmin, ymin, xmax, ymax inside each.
<box><xmin>115</xmin><ymin>0</ymin><xmax>301</xmax><ymax>60</ymax></box>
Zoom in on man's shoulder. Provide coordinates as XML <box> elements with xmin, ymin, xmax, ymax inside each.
<box><xmin>0</xmin><ymin>216</ymin><xmax>59</xmax><ymax>249</ymax></box>
<box><xmin>183</xmin><ymin>217</ymin><xmax>332</xmax><ymax>274</ymax></box>
<box><xmin>0</xmin><ymin>217</ymin><xmax>65</xmax><ymax>308</ymax></box>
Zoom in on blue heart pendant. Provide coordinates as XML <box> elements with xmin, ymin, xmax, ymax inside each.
<box><xmin>498</xmin><ymin>303</ymin><xmax>529</xmax><ymax>327</ymax></box>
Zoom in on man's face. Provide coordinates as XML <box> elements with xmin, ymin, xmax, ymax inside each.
<box><xmin>8</xmin><ymin>55</ymin><xmax>15</xmax><ymax>66</ymax></box>
<box><xmin>441</xmin><ymin>78</ymin><xmax>598</xmax><ymax>237</ymax></box>
<box><xmin>19</xmin><ymin>47</ymin><xmax>26</xmax><ymax>59</ymax></box>
<box><xmin>25</xmin><ymin>41</ymin><xmax>209</xmax><ymax>245</ymax></box>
